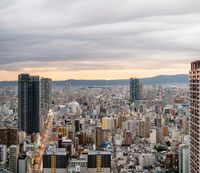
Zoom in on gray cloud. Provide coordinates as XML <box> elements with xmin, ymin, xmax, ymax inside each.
<box><xmin>0</xmin><ymin>0</ymin><xmax>200</xmax><ymax>73</ymax></box>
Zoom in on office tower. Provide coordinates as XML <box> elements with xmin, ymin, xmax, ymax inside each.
<box><xmin>18</xmin><ymin>74</ymin><xmax>40</xmax><ymax>134</ymax></box>
<box><xmin>95</xmin><ymin>126</ymin><xmax>103</xmax><ymax>148</ymax></box>
<box><xmin>189</xmin><ymin>60</ymin><xmax>200</xmax><ymax>173</ymax></box>
<box><xmin>87</xmin><ymin>151</ymin><xmax>111</xmax><ymax>173</ymax></box>
<box><xmin>43</xmin><ymin>148</ymin><xmax>69</xmax><ymax>173</ymax></box>
<box><xmin>40</xmin><ymin>77</ymin><xmax>52</xmax><ymax>119</ymax></box>
<box><xmin>0</xmin><ymin>145</ymin><xmax>7</xmax><ymax>165</ymax></box>
<box><xmin>0</xmin><ymin>128</ymin><xmax>19</xmax><ymax>147</ymax></box>
<box><xmin>179</xmin><ymin>144</ymin><xmax>189</xmax><ymax>173</ymax></box>
<box><xmin>75</xmin><ymin>119</ymin><xmax>80</xmax><ymax>132</ymax></box>
<box><xmin>9</xmin><ymin>145</ymin><xmax>19</xmax><ymax>173</ymax></box>
<box><xmin>130</xmin><ymin>78</ymin><xmax>140</xmax><ymax>103</ymax></box>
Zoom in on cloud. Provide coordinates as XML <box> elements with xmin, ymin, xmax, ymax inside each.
<box><xmin>0</xmin><ymin>0</ymin><xmax>200</xmax><ymax>79</ymax></box>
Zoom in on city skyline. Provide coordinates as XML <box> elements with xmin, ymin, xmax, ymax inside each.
<box><xmin>1</xmin><ymin>0</ymin><xmax>200</xmax><ymax>80</ymax></box>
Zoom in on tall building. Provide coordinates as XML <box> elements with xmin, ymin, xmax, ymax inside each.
<box><xmin>179</xmin><ymin>144</ymin><xmax>189</xmax><ymax>173</ymax></box>
<box><xmin>95</xmin><ymin>126</ymin><xmax>103</xmax><ymax>148</ymax></box>
<box><xmin>189</xmin><ymin>60</ymin><xmax>200</xmax><ymax>173</ymax></box>
<box><xmin>18</xmin><ymin>74</ymin><xmax>40</xmax><ymax>134</ymax></box>
<box><xmin>9</xmin><ymin>145</ymin><xmax>19</xmax><ymax>173</ymax></box>
<box><xmin>138</xmin><ymin>119</ymin><xmax>150</xmax><ymax>138</ymax></box>
<box><xmin>40</xmin><ymin>77</ymin><xmax>52</xmax><ymax>119</ymax></box>
<box><xmin>130</xmin><ymin>78</ymin><xmax>140</xmax><ymax>103</ymax></box>
<box><xmin>87</xmin><ymin>151</ymin><xmax>111</xmax><ymax>173</ymax></box>
<box><xmin>75</xmin><ymin>119</ymin><xmax>80</xmax><ymax>132</ymax></box>
<box><xmin>0</xmin><ymin>145</ymin><xmax>7</xmax><ymax>165</ymax></box>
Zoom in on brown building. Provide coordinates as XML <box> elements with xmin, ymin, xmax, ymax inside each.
<box><xmin>165</xmin><ymin>152</ymin><xmax>178</xmax><ymax>172</ymax></box>
<box><xmin>162</xmin><ymin>126</ymin><xmax>169</xmax><ymax>137</ymax></box>
<box><xmin>189</xmin><ymin>60</ymin><xmax>200</xmax><ymax>173</ymax></box>
<box><xmin>0</xmin><ymin>128</ymin><xmax>19</xmax><ymax>147</ymax></box>
<box><xmin>123</xmin><ymin>130</ymin><xmax>132</xmax><ymax>146</ymax></box>
<box><xmin>95</xmin><ymin>126</ymin><xmax>104</xmax><ymax>147</ymax></box>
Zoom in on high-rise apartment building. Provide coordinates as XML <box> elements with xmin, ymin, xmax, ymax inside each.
<box><xmin>9</xmin><ymin>145</ymin><xmax>19</xmax><ymax>173</ymax></box>
<box><xmin>179</xmin><ymin>144</ymin><xmax>189</xmax><ymax>173</ymax></box>
<box><xmin>18</xmin><ymin>74</ymin><xmax>40</xmax><ymax>134</ymax></box>
<box><xmin>130</xmin><ymin>78</ymin><xmax>140</xmax><ymax>103</ymax></box>
<box><xmin>189</xmin><ymin>60</ymin><xmax>200</xmax><ymax>173</ymax></box>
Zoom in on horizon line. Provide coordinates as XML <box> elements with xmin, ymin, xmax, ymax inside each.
<box><xmin>0</xmin><ymin>73</ymin><xmax>188</xmax><ymax>82</ymax></box>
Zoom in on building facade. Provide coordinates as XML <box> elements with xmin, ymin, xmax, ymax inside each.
<box><xmin>87</xmin><ymin>151</ymin><xmax>111</xmax><ymax>173</ymax></box>
<box><xmin>43</xmin><ymin>148</ymin><xmax>69</xmax><ymax>173</ymax></box>
<box><xmin>0</xmin><ymin>145</ymin><xmax>7</xmax><ymax>165</ymax></box>
<box><xmin>179</xmin><ymin>144</ymin><xmax>189</xmax><ymax>173</ymax></box>
<box><xmin>40</xmin><ymin>77</ymin><xmax>52</xmax><ymax>120</ymax></box>
<box><xmin>18</xmin><ymin>74</ymin><xmax>40</xmax><ymax>134</ymax></box>
<box><xmin>9</xmin><ymin>145</ymin><xmax>19</xmax><ymax>173</ymax></box>
<box><xmin>130</xmin><ymin>78</ymin><xmax>140</xmax><ymax>103</ymax></box>
<box><xmin>189</xmin><ymin>60</ymin><xmax>200</xmax><ymax>173</ymax></box>
<box><xmin>0</xmin><ymin>128</ymin><xmax>19</xmax><ymax>147</ymax></box>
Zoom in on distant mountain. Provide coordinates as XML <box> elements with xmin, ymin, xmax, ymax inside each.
<box><xmin>0</xmin><ymin>74</ymin><xmax>188</xmax><ymax>87</ymax></box>
<box><xmin>141</xmin><ymin>74</ymin><xmax>188</xmax><ymax>85</ymax></box>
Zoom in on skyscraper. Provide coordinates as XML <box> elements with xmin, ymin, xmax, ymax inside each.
<box><xmin>130</xmin><ymin>78</ymin><xmax>140</xmax><ymax>103</ymax></box>
<box><xmin>18</xmin><ymin>74</ymin><xmax>40</xmax><ymax>134</ymax></box>
<box><xmin>40</xmin><ymin>77</ymin><xmax>52</xmax><ymax>117</ymax></box>
<box><xmin>179</xmin><ymin>144</ymin><xmax>189</xmax><ymax>173</ymax></box>
<box><xmin>9</xmin><ymin>145</ymin><xmax>19</xmax><ymax>173</ymax></box>
<box><xmin>95</xmin><ymin>126</ymin><xmax>103</xmax><ymax>148</ymax></box>
<box><xmin>40</xmin><ymin>77</ymin><xmax>52</xmax><ymax>130</ymax></box>
<box><xmin>189</xmin><ymin>60</ymin><xmax>200</xmax><ymax>173</ymax></box>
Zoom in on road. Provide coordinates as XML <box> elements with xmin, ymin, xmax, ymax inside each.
<box><xmin>32</xmin><ymin>115</ymin><xmax>54</xmax><ymax>173</ymax></box>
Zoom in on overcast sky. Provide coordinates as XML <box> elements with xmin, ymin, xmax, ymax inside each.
<box><xmin>0</xmin><ymin>0</ymin><xmax>200</xmax><ymax>80</ymax></box>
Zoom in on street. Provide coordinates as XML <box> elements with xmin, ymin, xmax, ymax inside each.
<box><xmin>32</xmin><ymin>115</ymin><xmax>54</xmax><ymax>173</ymax></box>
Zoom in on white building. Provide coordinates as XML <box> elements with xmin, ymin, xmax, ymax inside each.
<box><xmin>18</xmin><ymin>155</ymin><xmax>28</xmax><ymax>173</ymax></box>
<box><xmin>150</xmin><ymin>128</ymin><xmax>162</xmax><ymax>144</ymax></box>
<box><xmin>0</xmin><ymin>145</ymin><xmax>7</xmax><ymax>165</ymax></box>
<box><xmin>138</xmin><ymin>153</ymin><xmax>155</xmax><ymax>168</ymax></box>
<box><xmin>9</xmin><ymin>145</ymin><xmax>19</xmax><ymax>173</ymax></box>
<box><xmin>179</xmin><ymin>144</ymin><xmax>189</xmax><ymax>173</ymax></box>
